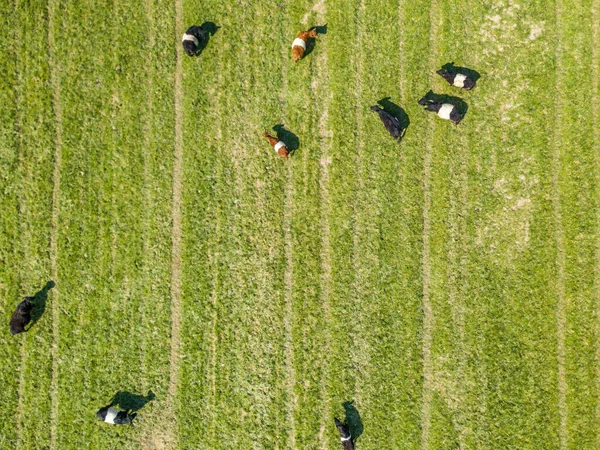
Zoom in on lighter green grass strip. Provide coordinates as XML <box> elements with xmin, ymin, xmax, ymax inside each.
<box><xmin>140</xmin><ymin>0</ymin><xmax>154</xmax><ymax>406</ymax></box>
<box><xmin>307</xmin><ymin>2</ymin><xmax>332</xmax><ymax>446</ymax></box>
<box><xmin>168</xmin><ymin>0</ymin><xmax>184</xmax><ymax>444</ymax></box>
<box><xmin>47</xmin><ymin>0</ymin><xmax>62</xmax><ymax>444</ymax></box>
<box><xmin>281</xmin><ymin>4</ymin><xmax>296</xmax><ymax>446</ymax></box>
<box><xmin>13</xmin><ymin>1</ymin><xmax>25</xmax><ymax>444</ymax></box>
<box><xmin>350</xmin><ymin>0</ymin><xmax>367</xmax><ymax>418</ymax></box>
<box><xmin>593</xmin><ymin>0</ymin><xmax>600</xmax><ymax>445</ymax></box>
<box><xmin>283</xmin><ymin>99</ymin><xmax>297</xmax><ymax>450</ymax></box>
<box><xmin>421</xmin><ymin>1</ymin><xmax>438</xmax><ymax>449</ymax></box>
<box><xmin>553</xmin><ymin>0</ymin><xmax>567</xmax><ymax>448</ymax></box>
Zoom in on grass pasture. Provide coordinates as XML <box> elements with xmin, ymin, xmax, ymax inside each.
<box><xmin>0</xmin><ymin>0</ymin><xmax>599</xmax><ymax>448</ymax></box>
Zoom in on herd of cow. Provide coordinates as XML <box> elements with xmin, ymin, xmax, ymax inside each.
<box><xmin>183</xmin><ymin>24</ymin><xmax>477</xmax><ymax>159</ymax></box>
<box><xmin>6</xmin><ymin>20</ymin><xmax>479</xmax><ymax>448</ymax></box>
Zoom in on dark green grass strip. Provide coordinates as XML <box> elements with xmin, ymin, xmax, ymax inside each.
<box><xmin>13</xmin><ymin>0</ymin><xmax>56</xmax><ymax>448</ymax></box>
<box><xmin>321</xmin><ymin>0</ymin><xmax>362</xmax><ymax>445</ymax></box>
<box><xmin>54</xmin><ymin>0</ymin><xmax>172</xmax><ymax>446</ymax></box>
<box><xmin>595</xmin><ymin>0</ymin><xmax>600</xmax><ymax>442</ymax></box>
<box><xmin>0</xmin><ymin>0</ymin><xmax>19</xmax><ymax>445</ymax></box>
<box><xmin>134</xmin><ymin>0</ymin><xmax>176</xmax><ymax>445</ymax></box>
<box><xmin>346</xmin><ymin>0</ymin><xmax>427</xmax><ymax>447</ymax></box>
<box><xmin>178</xmin><ymin>0</ymin><xmax>222</xmax><ymax>446</ymax></box>
<box><xmin>178</xmin><ymin>0</ymin><xmax>291</xmax><ymax>447</ymax></box>
<box><xmin>324</xmin><ymin>0</ymin><xmax>427</xmax><ymax>448</ymax></box>
<box><xmin>554</xmin><ymin>0</ymin><xmax>598</xmax><ymax>447</ymax></box>
<box><xmin>284</xmin><ymin>1</ymin><xmax>332</xmax><ymax>448</ymax></box>
<box><xmin>426</xmin><ymin>1</ymin><xmax>560</xmax><ymax>448</ymax></box>
<box><xmin>0</xmin><ymin>0</ymin><xmax>54</xmax><ymax>447</ymax></box>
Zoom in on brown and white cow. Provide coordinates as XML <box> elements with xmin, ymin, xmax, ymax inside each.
<box><xmin>291</xmin><ymin>28</ymin><xmax>318</xmax><ymax>62</ymax></box>
<box><xmin>263</xmin><ymin>132</ymin><xmax>289</xmax><ymax>159</ymax></box>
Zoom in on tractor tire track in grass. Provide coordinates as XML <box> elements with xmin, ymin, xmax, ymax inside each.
<box><xmin>0</xmin><ymin>0</ymin><xmax>19</xmax><ymax>446</ymax></box>
<box><xmin>305</xmin><ymin>1</ymin><xmax>333</xmax><ymax>445</ymax></box>
<box><xmin>280</xmin><ymin>4</ymin><xmax>296</xmax><ymax>447</ymax></box>
<box><xmin>47</xmin><ymin>0</ymin><xmax>63</xmax><ymax>442</ymax></box>
<box><xmin>553</xmin><ymin>0</ymin><xmax>568</xmax><ymax>447</ymax></box>
<box><xmin>168</xmin><ymin>0</ymin><xmax>184</xmax><ymax>443</ymax></box>
<box><xmin>421</xmin><ymin>0</ymin><xmax>439</xmax><ymax>448</ymax></box>
<box><xmin>13</xmin><ymin>0</ymin><xmax>25</xmax><ymax>444</ymax></box>
<box><xmin>595</xmin><ymin>0</ymin><xmax>600</xmax><ymax>443</ymax></box>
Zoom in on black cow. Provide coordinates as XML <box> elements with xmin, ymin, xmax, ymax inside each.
<box><xmin>9</xmin><ymin>297</ymin><xmax>33</xmax><ymax>335</ymax></box>
<box><xmin>370</xmin><ymin>105</ymin><xmax>406</xmax><ymax>141</ymax></box>
<box><xmin>96</xmin><ymin>404</ymin><xmax>136</xmax><ymax>425</ymax></box>
<box><xmin>182</xmin><ymin>26</ymin><xmax>208</xmax><ymax>57</ymax></box>
<box><xmin>334</xmin><ymin>418</ymin><xmax>354</xmax><ymax>449</ymax></box>
<box><xmin>418</xmin><ymin>96</ymin><xmax>463</xmax><ymax>125</ymax></box>
<box><xmin>436</xmin><ymin>68</ymin><xmax>475</xmax><ymax>90</ymax></box>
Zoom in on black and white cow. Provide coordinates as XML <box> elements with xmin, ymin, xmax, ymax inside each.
<box><xmin>182</xmin><ymin>26</ymin><xmax>208</xmax><ymax>57</ymax></box>
<box><xmin>436</xmin><ymin>68</ymin><xmax>475</xmax><ymax>90</ymax></box>
<box><xmin>370</xmin><ymin>105</ymin><xmax>406</xmax><ymax>141</ymax></box>
<box><xmin>334</xmin><ymin>418</ymin><xmax>354</xmax><ymax>449</ymax></box>
<box><xmin>418</xmin><ymin>96</ymin><xmax>463</xmax><ymax>125</ymax></box>
<box><xmin>10</xmin><ymin>297</ymin><xmax>34</xmax><ymax>335</ymax></box>
<box><xmin>96</xmin><ymin>404</ymin><xmax>136</xmax><ymax>425</ymax></box>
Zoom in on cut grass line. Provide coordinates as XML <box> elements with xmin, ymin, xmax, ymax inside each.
<box><xmin>311</xmin><ymin>3</ymin><xmax>332</xmax><ymax>446</ymax></box>
<box><xmin>350</xmin><ymin>0</ymin><xmax>367</xmax><ymax>414</ymax></box>
<box><xmin>168</xmin><ymin>0</ymin><xmax>184</xmax><ymax>443</ymax></box>
<box><xmin>13</xmin><ymin>1</ymin><xmax>25</xmax><ymax>445</ymax></box>
<box><xmin>593</xmin><ymin>0</ymin><xmax>600</xmax><ymax>444</ymax></box>
<box><xmin>207</xmin><ymin>52</ymin><xmax>224</xmax><ymax>443</ymax></box>
<box><xmin>47</xmin><ymin>0</ymin><xmax>62</xmax><ymax>444</ymax></box>
<box><xmin>208</xmin><ymin>59</ymin><xmax>224</xmax><ymax>447</ymax></box>
<box><xmin>140</xmin><ymin>0</ymin><xmax>154</xmax><ymax>400</ymax></box>
<box><xmin>421</xmin><ymin>1</ymin><xmax>438</xmax><ymax>449</ymax></box>
<box><xmin>553</xmin><ymin>0</ymin><xmax>567</xmax><ymax>448</ymax></box>
<box><xmin>281</xmin><ymin>8</ymin><xmax>296</xmax><ymax>447</ymax></box>
<box><xmin>283</xmin><ymin>176</ymin><xmax>296</xmax><ymax>449</ymax></box>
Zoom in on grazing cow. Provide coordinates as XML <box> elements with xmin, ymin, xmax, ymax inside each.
<box><xmin>335</xmin><ymin>418</ymin><xmax>354</xmax><ymax>450</ymax></box>
<box><xmin>436</xmin><ymin>68</ymin><xmax>475</xmax><ymax>90</ymax></box>
<box><xmin>10</xmin><ymin>297</ymin><xmax>33</xmax><ymax>335</ymax></box>
<box><xmin>96</xmin><ymin>404</ymin><xmax>136</xmax><ymax>425</ymax></box>
<box><xmin>418</xmin><ymin>96</ymin><xmax>463</xmax><ymax>125</ymax></box>
<box><xmin>370</xmin><ymin>105</ymin><xmax>406</xmax><ymax>141</ymax></box>
<box><xmin>291</xmin><ymin>28</ymin><xmax>318</xmax><ymax>62</ymax></box>
<box><xmin>182</xmin><ymin>25</ymin><xmax>208</xmax><ymax>57</ymax></box>
<box><xmin>263</xmin><ymin>131</ymin><xmax>289</xmax><ymax>159</ymax></box>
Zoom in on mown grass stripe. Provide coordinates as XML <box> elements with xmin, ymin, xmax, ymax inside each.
<box><xmin>553</xmin><ymin>0</ymin><xmax>568</xmax><ymax>447</ymax></box>
<box><xmin>551</xmin><ymin>0</ymin><xmax>598</xmax><ymax>447</ymax></box>
<box><xmin>455</xmin><ymin>2</ymin><xmax>558</xmax><ymax>447</ymax></box>
<box><xmin>595</xmin><ymin>0</ymin><xmax>600</xmax><ymax>443</ymax></box>
<box><xmin>168</xmin><ymin>0</ymin><xmax>184</xmax><ymax>442</ymax></box>
<box><xmin>177</xmin><ymin>0</ymin><xmax>222</xmax><ymax>444</ymax></box>
<box><xmin>421</xmin><ymin>0</ymin><xmax>439</xmax><ymax>448</ymax></box>
<box><xmin>178</xmin><ymin>0</ymin><xmax>222</xmax><ymax>447</ymax></box>
<box><xmin>138</xmin><ymin>0</ymin><xmax>176</xmax><ymax>444</ymax></box>
<box><xmin>47</xmin><ymin>0</ymin><xmax>62</xmax><ymax>444</ymax></box>
<box><xmin>13</xmin><ymin>0</ymin><xmax>26</xmax><ymax>444</ymax></box>
<box><xmin>306</xmin><ymin>1</ymin><xmax>333</xmax><ymax>445</ymax></box>
<box><xmin>0</xmin><ymin>0</ymin><xmax>19</xmax><ymax>445</ymax></box>
<box><xmin>324</xmin><ymin>0</ymin><xmax>362</xmax><ymax>444</ymax></box>
<box><xmin>8</xmin><ymin>0</ymin><xmax>57</xmax><ymax>448</ymax></box>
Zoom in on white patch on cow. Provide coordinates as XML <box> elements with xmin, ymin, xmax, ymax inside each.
<box><xmin>104</xmin><ymin>407</ymin><xmax>119</xmax><ymax>424</ymax></box>
<box><xmin>274</xmin><ymin>141</ymin><xmax>286</xmax><ymax>152</ymax></box>
<box><xmin>341</xmin><ymin>435</ymin><xmax>352</xmax><ymax>442</ymax></box>
<box><xmin>292</xmin><ymin>38</ymin><xmax>306</xmax><ymax>50</ymax></box>
<box><xmin>437</xmin><ymin>104</ymin><xmax>455</xmax><ymax>120</ymax></box>
<box><xmin>182</xmin><ymin>34</ymin><xmax>199</xmax><ymax>46</ymax></box>
<box><xmin>453</xmin><ymin>73</ymin><xmax>468</xmax><ymax>88</ymax></box>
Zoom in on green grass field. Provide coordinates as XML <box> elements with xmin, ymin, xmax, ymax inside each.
<box><xmin>1</xmin><ymin>0</ymin><xmax>599</xmax><ymax>448</ymax></box>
